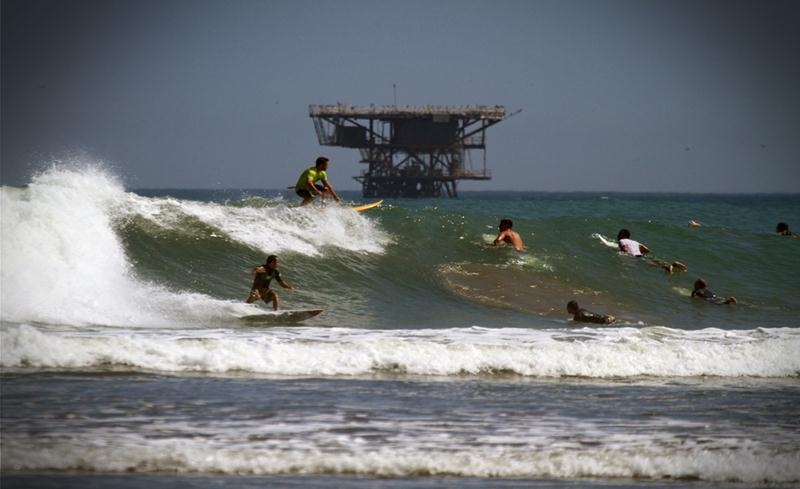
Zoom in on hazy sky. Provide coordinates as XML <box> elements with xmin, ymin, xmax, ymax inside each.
<box><xmin>2</xmin><ymin>0</ymin><xmax>799</xmax><ymax>192</ymax></box>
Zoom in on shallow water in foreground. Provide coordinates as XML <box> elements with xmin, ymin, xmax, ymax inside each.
<box><xmin>3</xmin><ymin>374</ymin><xmax>800</xmax><ymax>486</ymax></box>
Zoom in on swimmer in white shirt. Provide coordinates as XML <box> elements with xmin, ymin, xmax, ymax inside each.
<box><xmin>616</xmin><ymin>229</ymin><xmax>687</xmax><ymax>274</ymax></box>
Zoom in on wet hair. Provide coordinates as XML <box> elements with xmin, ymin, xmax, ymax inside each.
<box><xmin>567</xmin><ymin>300</ymin><xmax>579</xmax><ymax>313</ymax></box>
<box><xmin>315</xmin><ymin>156</ymin><xmax>329</xmax><ymax>167</ymax></box>
<box><xmin>499</xmin><ymin>218</ymin><xmax>513</xmax><ymax>229</ymax></box>
<box><xmin>266</xmin><ymin>255</ymin><xmax>278</xmax><ymax>265</ymax></box>
<box><xmin>693</xmin><ymin>278</ymin><xmax>707</xmax><ymax>290</ymax></box>
<box><xmin>617</xmin><ymin>229</ymin><xmax>631</xmax><ymax>240</ymax></box>
<box><xmin>776</xmin><ymin>222</ymin><xmax>789</xmax><ymax>233</ymax></box>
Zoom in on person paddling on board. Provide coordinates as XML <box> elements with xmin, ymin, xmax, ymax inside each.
<box><xmin>566</xmin><ymin>300</ymin><xmax>616</xmax><ymax>324</ymax></box>
<box><xmin>616</xmin><ymin>228</ymin><xmax>687</xmax><ymax>274</ymax></box>
<box><xmin>246</xmin><ymin>255</ymin><xmax>294</xmax><ymax>310</ymax></box>
<box><xmin>691</xmin><ymin>278</ymin><xmax>737</xmax><ymax>305</ymax></box>
<box><xmin>776</xmin><ymin>222</ymin><xmax>798</xmax><ymax>237</ymax></box>
<box><xmin>493</xmin><ymin>218</ymin><xmax>525</xmax><ymax>251</ymax></box>
<box><xmin>295</xmin><ymin>156</ymin><xmax>341</xmax><ymax>206</ymax></box>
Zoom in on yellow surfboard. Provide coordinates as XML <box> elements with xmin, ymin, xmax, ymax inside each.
<box><xmin>352</xmin><ymin>199</ymin><xmax>384</xmax><ymax>212</ymax></box>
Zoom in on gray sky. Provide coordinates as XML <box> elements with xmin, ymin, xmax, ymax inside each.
<box><xmin>2</xmin><ymin>0</ymin><xmax>799</xmax><ymax>192</ymax></box>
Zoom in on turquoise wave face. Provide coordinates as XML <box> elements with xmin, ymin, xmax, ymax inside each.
<box><xmin>117</xmin><ymin>190</ymin><xmax>800</xmax><ymax>330</ymax></box>
<box><xmin>3</xmin><ymin>166</ymin><xmax>799</xmax><ymax>329</ymax></box>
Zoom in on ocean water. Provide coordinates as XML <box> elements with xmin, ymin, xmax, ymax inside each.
<box><xmin>1</xmin><ymin>165</ymin><xmax>799</xmax><ymax>488</ymax></box>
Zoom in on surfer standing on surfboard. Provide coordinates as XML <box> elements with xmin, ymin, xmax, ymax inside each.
<box><xmin>246</xmin><ymin>255</ymin><xmax>294</xmax><ymax>310</ymax></box>
<box><xmin>294</xmin><ymin>156</ymin><xmax>341</xmax><ymax>206</ymax></box>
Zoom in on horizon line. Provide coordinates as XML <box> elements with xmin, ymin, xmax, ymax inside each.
<box><xmin>127</xmin><ymin>187</ymin><xmax>800</xmax><ymax>197</ymax></box>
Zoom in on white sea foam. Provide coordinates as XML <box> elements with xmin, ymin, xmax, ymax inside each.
<box><xmin>0</xmin><ymin>164</ymin><xmax>387</xmax><ymax>327</ymax></box>
<box><xmin>2</xmin><ymin>432</ymin><xmax>798</xmax><ymax>482</ymax></box>
<box><xmin>125</xmin><ymin>191</ymin><xmax>389</xmax><ymax>256</ymax></box>
<box><xmin>1</xmin><ymin>165</ymin><xmax>155</xmax><ymax>325</ymax></box>
<box><xmin>3</xmin><ymin>324</ymin><xmax>798</xmax><ymax>378</ymax></box>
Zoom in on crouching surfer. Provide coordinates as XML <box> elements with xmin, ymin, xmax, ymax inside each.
<box><xmin>246</xmin><ymin>255</ymin><xmax>294</xmax><ymax>310</ymax></box>
<box><xmin>295</xmin><ymin>156</ymin><xmax>342</xmax><ymax>206</ymax></box>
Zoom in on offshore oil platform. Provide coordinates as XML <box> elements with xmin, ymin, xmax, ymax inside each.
<box><xmin>309</xmin><ymin>104</ymin><xmax>514</xmax><ymax>198</ymax></box>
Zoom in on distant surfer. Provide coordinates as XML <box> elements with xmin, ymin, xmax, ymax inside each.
<box><xmin>691</xmin><ymin>278</ymin><xmax>736</xmax><ymax>305</ymax></box>
<box><xmin>493</xmin><ymin>218</ymin><xmax>525</xmax><ymax>251</ymax></box>
<box><xmin>566</xmin><ymin>300</ymin><xmax>616</xmax><ymax>325</ymax></box>
<box><xmin>295</xmin><ymin>156</ymin><xmax>341</xmax><ymax>206</ymax></box>
<box><xmin>776</xmin><ymin>222</ymin><xmax>798</xmax><ymax>237</ymax></box>
<box><xmin>617</xmin><ymin>229</ymin><xmax>687</xmax><ymax>274</ymax></box>
<box><xmin>246</xmin><ymin>255</ymin><xmax>294</xmax><ymax>310</ymax></box>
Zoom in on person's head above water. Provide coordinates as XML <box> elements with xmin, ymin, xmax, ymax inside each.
<box><xmin>693</xmin><ymin>278</ymin><xmax>707</xmax><ymax>291</ymax></box>
<box><xmin>566</xmin><ymin>300</ymin><xmax>579</xmax><ymax>314</ymax></box>
<box><xmin>617</xmin><ymin>229</ymin><xmax>631</xmax><ymax>240</ymax></box>
<box><xmin>499</xmin><ymin>218</ymin><xmax>513</xmax><ymax>230</ymax></box>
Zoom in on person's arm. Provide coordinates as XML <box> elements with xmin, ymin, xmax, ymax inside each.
<box><xmin>638</xmin><ymin>243</ymin><xmax>651</xmax><ymax>254</ymax></box>
<box><xmin>323</xmin><ymin>179</ymin><xmax>341</xmax><ymax>202</ymax></box>
<box><xmin>493</xmin><ymin>230</ymin><xmax>507</xmax><ymax>246</ymax></box>
<box><xmin>306</xmin><ymin>176</ymin><xmax>324</xmax><ymax>197</ymax></box>
<box><xmin>252</xmin><ymin>265</ymin><xmax>266</xmax><ymax>275</ymax></box>
<box><xmin>277</xmin><ymin>278</ymin><xmax>294</xmax><ymax>290</ymax></box>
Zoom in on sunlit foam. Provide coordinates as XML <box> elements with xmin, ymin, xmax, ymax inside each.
<box><xmin>126</xmin><ymin>193</ymin><xmax>390</xmax><ymax>256</ymax></box>
<box><xmin>3</xmin><ymin>325</ymin><xmax>798</xmax><ymax>378</ymax></box>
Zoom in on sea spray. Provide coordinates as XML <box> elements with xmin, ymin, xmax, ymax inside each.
<box><xmin>125</xmin><ymin>192</ymin><xmax>391</xmax><ymax>256</ymax></box>
<box><xmin>1</xmin><ymin>166</ymin><xmax>390</xmax><ymax>327</ymax></box>
<box><xmin>0</xmin><ymin>166</ymin><xmax>146</xmax><ymax>325</ymax></box>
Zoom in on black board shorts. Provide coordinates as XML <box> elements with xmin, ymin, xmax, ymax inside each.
<box><xmin>296</xmin><ymin>184</ymin><xmax>326</xmax><ymax>199</ymax></box>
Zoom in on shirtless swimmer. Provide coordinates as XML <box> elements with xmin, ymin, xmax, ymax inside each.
<box><xmin>493</xmin><ymin>219</ymin><xmax>525</xmax><ymax>251</ymax></box>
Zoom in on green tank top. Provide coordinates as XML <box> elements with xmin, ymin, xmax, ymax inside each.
<box><xmin>296</xmin><ymin>167</ymin><xmax>327</xmax><ymax>190</ymax></box>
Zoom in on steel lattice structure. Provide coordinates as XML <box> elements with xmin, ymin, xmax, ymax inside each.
<box><xmin>309</xmin><ymin>104</ymin><xmax>514</xmax><ymax>198</ymax></box>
